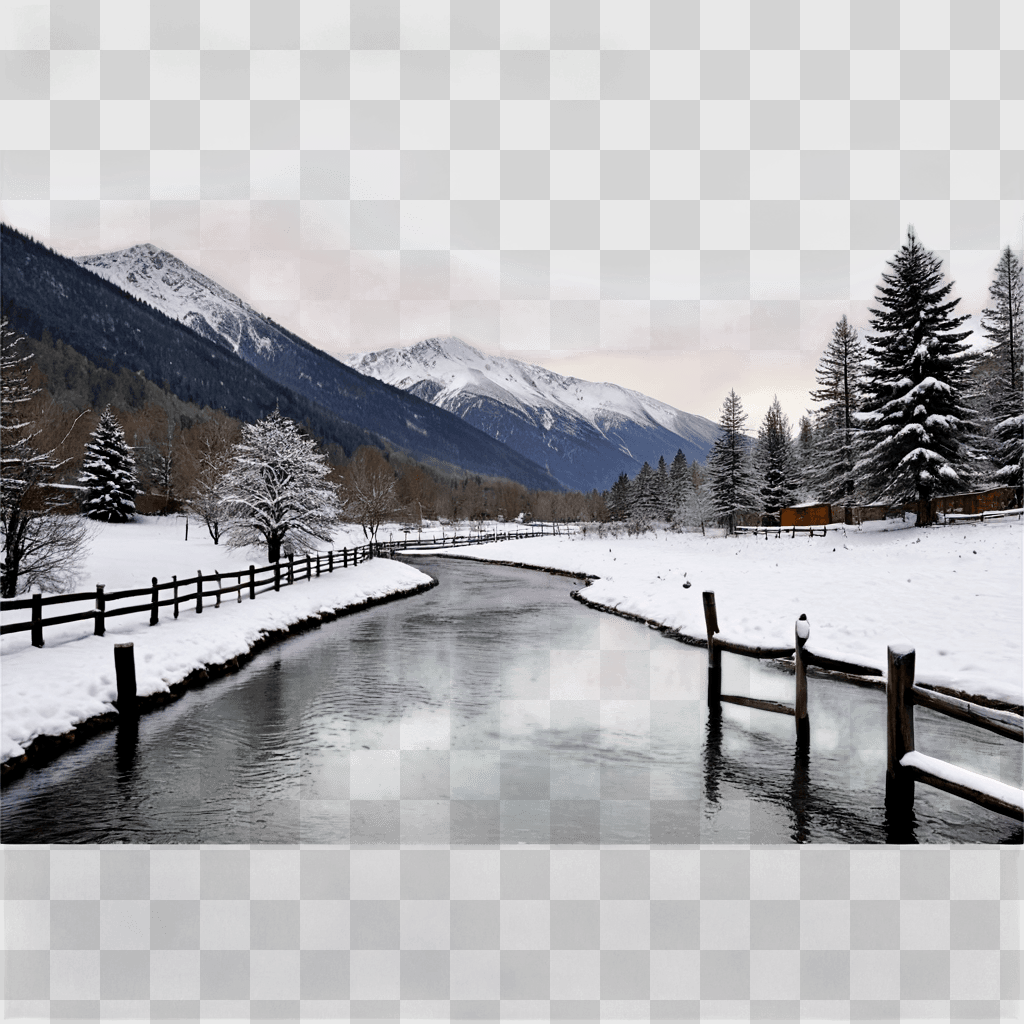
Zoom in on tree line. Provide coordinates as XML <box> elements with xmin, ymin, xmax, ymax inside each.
<box><xmin>1</xmin><ymin>318</ymin><xmax>606</xmax><ymax>596</ymax></box>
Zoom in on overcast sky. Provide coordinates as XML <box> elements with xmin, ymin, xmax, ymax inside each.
<box><xmin>2</xmin><ymin>0</ymin><xmax>1021</xmax><ymax>432</ymax></box>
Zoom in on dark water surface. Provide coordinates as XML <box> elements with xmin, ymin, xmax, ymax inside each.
<box><xmin>2</xmin><ymin>557</ymin><xmax>1020</xmax><ymax>844</ymax></box>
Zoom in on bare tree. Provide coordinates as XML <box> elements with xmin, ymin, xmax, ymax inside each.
<box><xmin>340</xmin><ymin>446</ymin><xmax>399</xmax><ymax>542</ymax></box>
<box><xmin>180</xmin><ymin>414</ymin><xmax>240</xmax><ymax>544</ymax></box>
<box><xmin>1</xmin><ymin>317</ymin><xmax>90</xmax><ymax>597</ymax></box>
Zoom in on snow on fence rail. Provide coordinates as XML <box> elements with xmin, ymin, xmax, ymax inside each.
<box><xmin>0</xmin><ymin>524</ymin><xmax>560</xmax><ymax>648</ymax></box>
<box><xmin>935</xmin><ymin>508</ymin><xmax>1024</xmax><ymax>525</ymax></box>
<box><xmin>734</xmin><ymin>524</ymin><xmax>841</xmax><ymax>538</ymax></box>
<box><xmin>702</xmin><ymin>590</ymin><xmax>1023</xmax><ymax>823</ymax></box>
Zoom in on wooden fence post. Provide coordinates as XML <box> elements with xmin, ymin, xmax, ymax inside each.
<box><xmin>249</xmin><ymin>565</ymin><xmax>256</xmax><ymax>600</ymax></box>
<box><xmin>794</xmin><ymin>614</ymin><xmax>809</xmax><ymax>746</ymax></box>
<box><xmin>31</xmin><ymin>592</ymin><xmax>43</xmax><ymax>648</ymax></box>
<box><xmin>886</xmin><ymin>644</ymin><xmax>916</xmax><ymax>807</ymax></box>
<box><xmin>702</xmin><ymin>591</ymin><xmax>721</xmax><ymax>708</ymax></box>
<box><xmin>306</xmin><ymin>554</ymin><xmax>312</xmax><ymax>581</ymax></box>
<box><xmin>94</xmin><ymin>584</ymin><xmax>106</xmax><ymax>636</ymax></box>
<box><xmin>173</xmin><ymin>576</ymin><xmax>179</xmax><ymax>618</ymax></box>
<box><xmin>215</xmin><ymin>571</ymin><xmax>221</xmax><ymax>608</ymax></box>
<box><xmin>288</xmin><ymin>552</ymin><xmax>294</xmax><ymax>585</ymax></box>
<box><xmin>274</xmin><ymin>561</ymin><xmax>281</xmax><ymax>591</ymax></box>
<box><xmin>344</xmin><ymin>548</ymin><xmax>349</xmax><ymax>568</ymax></box>
<box><xmin>114</xmin><ymin>642</ymin><xmax>137</xmax><ymax>713</ymax></box>
<box><xmin>237</xmin><ymin>571</ymin><xmax>242</xmax><ymax>602</ymax></box>
<box><xmin>150</xmin><ymin>577</ymin><xmax>159</xmax><ymax>626</ymax></box>
<box><xmin>196</xmin><ymin>570</ymin><xmax>203</xmax><ymax>613</ymax></box>
<box><xmin>316</xmin><ymin>553</ymin><xmax>321</xmax><ymax>577</ymax></box>
<box><xmin>329</xmin><ymin>550</ymin><xmax>334</xmax><ymax>572</ymax></box>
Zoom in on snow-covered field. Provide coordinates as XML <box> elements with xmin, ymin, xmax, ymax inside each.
<box><xmin>0</xmin><ymin>517</ymin><xmax>432</xmax><ymax>763</ymax></box>
<box><xmin>424</xmin><ymin>518</ymin><xmax>1024</xmax><ymax>707</ymax></box>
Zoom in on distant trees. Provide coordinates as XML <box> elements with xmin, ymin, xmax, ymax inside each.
<box><xmin>855</xmin><ymin>227</ymin><xmax>977</xmax><ymax>524</ymax></box>
<box><xmin>79</xmin><ymin>406</ymin><xmax>140</xmax><ymax>523</ymax></box>
<box><xmin>979</xmin><ymin>246</ymin><xmax>1023</xmax><ymax>499</ymax></box>
<box><xmin>223</xmin><ymin>409</ymin><xmax>340</xmax><ymax>562</ymax></box>
<box><xmin>340</xmin><ymin>446</ymin><xmax>399</xmax><ymax>542</ymax></box>
<box><xmin>1</xmin><ymin>318</ymin><xmax>89</xmax><ymax>597</ymax></box>
<box><xmin>181</xmin><ymin>414</ymin><xmax>240</xmax><ymax>543</ymax></box>
<box><xmin>707</xmin><ymin>389</ymin><xmax>758</xmax><ymax>533</ymax></box>
<box><xmin>755</xmin><ymin>396</ymin><xmax>797</xmax><ymax>524</ymax></box>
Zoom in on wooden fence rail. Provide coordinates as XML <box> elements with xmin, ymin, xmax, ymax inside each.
<box><xmin>0</xmin><ymin>524</ymin><xmax>559</xmax><ymax>648</ymax></box>
<box><xmin>702</xmin><ymin>589</ymin><xmax>1024</xmax><ymax>822</ymax></box>
<box><xmin>887</xmin><ymin>646</ymin><xmax>1023</xmax><ymax>820</ymax></box>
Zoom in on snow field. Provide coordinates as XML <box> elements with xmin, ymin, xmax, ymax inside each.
<box><xmin>0</xmin><ymin>517</ymin><xmax>432</xmax><ymax>763</ymax></box>
<box><xmin>425</xmin><ymin>519</ymin><xmax>1024</xmax><ymax>706</ymax></box>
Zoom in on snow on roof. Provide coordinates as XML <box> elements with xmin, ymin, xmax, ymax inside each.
<box><xmin>787</xmin><ymin>501</ymin><xmax>830</xmax><ymax>508</ymax></box>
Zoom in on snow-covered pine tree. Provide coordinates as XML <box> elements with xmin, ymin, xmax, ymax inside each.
<box><xmin>79</xmin><ymin>406</ymin><xmax>140</xmax><ymax>523</ymax></box>
<box><xmin>755</xmin><ymin>396</ymin><xmax>798</xmax><ymax>524</ymax></box>
<box><xmin>807</xmin><ymin>315</ymin><xmax>864</xmax><ymax>504</ymax></box>
<box><xmin>854</xmin><ymin>228</ymin><xmax>976</xmax><ymax>524</ymax></box>
<box><xmin>707</xmin><ymin>389</ymin><xmax>758</xmax><ymax>533</ymax></box>
<box><xmin>628</xmin><ymin>461</ymin><xmax>657</xmax><ymax>532</ymax></box>
<box><xmin>1</xmin><ymin>317</ymin><xmax>89</xmax><ymax>596</ymax></box>
<box><xmin>668</xmin><ymin>449</ymin><xmax>689</xmax><ymax>525</ymax></box>
<box><xmin>794</xmin><ymin>415</ymin><xmax>815</xmax><ymax>501</ymax></box>
<box><xmin>607</xmin><ymin>472</ymin><xmax>632</xmax><ymax>521</ymax></box>
<box><xmin>654</xmin><ymin>455</ymin><xmax>671</xmax><ymax>521</ymax></box>
<box><xmin>979</xmin><ymin>246</ymin><xmax>1023</xmax><ymax>500</ymax></box>
<box><xmin>223</xmin><ymin>409</ymin><xmax>340</xmax><ymax>562</ymax></box>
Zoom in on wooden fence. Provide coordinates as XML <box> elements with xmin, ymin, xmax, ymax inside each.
<box><xmin>0</xmin><ymin>524</ymin><xmax>560</xmax><ymax>649</ymax></box>
<box><xmin>735</xmin><ymin>525</ymin><xmax>837</xmax><ymax>538</ymax></box>
<box><xmin>886</xmin><ymin>645</ymin><xmax>1024</xmax><ymax>819</ymax></box>
<box><xmin>702</xmin><ymin>590</ymin><xmax>1023</xmax><ymax>822</ymax></box>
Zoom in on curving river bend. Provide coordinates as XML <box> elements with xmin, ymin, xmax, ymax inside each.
<box><xmin>2</xmin><ymin>557</ymin><xmax>1020</xmax><ymax>844</ymax></box>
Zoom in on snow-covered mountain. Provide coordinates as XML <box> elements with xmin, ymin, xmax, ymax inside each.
<box><xmin>76</xmin><ymin>243</ymin><xmax>287</xmax><ymax>358</ymax></box>
<box><xmin>57</xmin><ymin>241</ymin><xmax>559</xmax><ymax>490</ymax></box>
<box><xmin>344</xmin><ymin>337</ymin><xmax>720</xmax><ymax>492</ymax></box>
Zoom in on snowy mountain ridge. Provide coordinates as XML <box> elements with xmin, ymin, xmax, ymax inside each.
<box><xmin>344</xmin><ymin>337</ymin><xmax>720</xmax><ymax>491</ymax></box>
<box><xmin>75</xmin><ymin>244</ymin><xmax>281</xmax><ymax>357</ymax></box>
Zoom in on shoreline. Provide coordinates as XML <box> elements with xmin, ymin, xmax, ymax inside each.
<box><xmin>1</xmin><ymin>574</ymin><xmax>438</xmax><ymax>787</ymax></box>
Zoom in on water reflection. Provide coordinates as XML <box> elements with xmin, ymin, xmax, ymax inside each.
<box><xmin>1</xmin><ymin>557</ymin><xmax>1020</xmax><ymax>845</ymax></box>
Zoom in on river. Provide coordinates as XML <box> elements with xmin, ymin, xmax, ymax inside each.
<box><xmin>1</xmin><ymin>557</ymin><xmax>1020</xmax><ymax>844</ymax></box>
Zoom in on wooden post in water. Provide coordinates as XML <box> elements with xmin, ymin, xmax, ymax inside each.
<box><xmin>886</xmin><ymin>644</ymin><xmax>916</xmax><ymax>808</ymax></box>
<box><xmin>794</xmin><ymin>614</ymin><xmax>809</xmax><ymax>746</ymax></box>
<box><xmin>702</xmin><ymin>591</ymin><xmax>721</xmax><ymax>708</ymax></box>
<box><xmin>150</xmin><ymin>577</ymin><xmax>159</xmax><ymax>625</ymax></box>
<box><xmin>94</xmin><ymin>584</ymin><xmax>106</xmax><ymax>636</ymax></box>
<box><xmin>114</xmin><ymin>642</ymin><xmax>137</xmax><ymax>714</ymax></box>
<box><xmin>31</xmin><ymin>592</ymin><xmax>43</xmax><ymax>648</ymax></box>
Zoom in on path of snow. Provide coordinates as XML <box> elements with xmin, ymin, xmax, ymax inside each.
<box><xmin>421</xmin><ymin>518</ymin><xmax>1023</xmax><ymax>707</ymax></box>
<box><xmin>0</xmin><ymin>518</ymin><xmax>432</xmax><ymax>763</ymax></box>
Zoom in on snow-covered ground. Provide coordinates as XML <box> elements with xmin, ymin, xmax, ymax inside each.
<box><xmin>0</xmin><ymin>517</ymin><xmax>432</xmax><ymax>763</ymax></box>
<box><xmin>422</xmin><ymin>518</ymin><xmax>1024</xmax><ymax>707</ymax></box>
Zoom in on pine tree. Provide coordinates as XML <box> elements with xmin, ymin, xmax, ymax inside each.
<box><xmin>808</xmin><ymin>315</ymin><xmax>865</xmax><ymax>503</ymax></box>
<box><xmin>654</xmin><ymin>455</ymin><xmax>671</xmax><ymax>521</ymax></box>
<box><xmin>224</xmin><ymin>409</ymin><xmax>340</xmax><ymax>562</ymax></box>
<box><xmin>707</xmin><ymin>390</ymin><xmax>758</xmax><ymax>533</ymax></box>
<box><xmin>668</xmin><ymin>449</ymin><xmax>689</xmax><ymax>525</ymax></box>
<box><xmin>854</xmin><ymin>227</ymin><xmax>976</xmax><ymax>524</ymax></box>
<box><xmin>629</xmin><ymin>461</ymin><xmax>657</xmax><ymax>532</ymax></box>
<box><xmin>79</xmin><ymin>406</ymin><xmax>140</xmax><ymax>523</ymax></box>
<box><xmin>979</xmin><ymin>246</ymin><xmax>1024</xmax><ymax>499</ymax></box>
<box><xmin>1</xmin><ymin>318</ymin><xmax>89</xmax><ymax>595</ymax></box>
<box><xmin>793</xmin><ymin>415</ymin><xmax>814</xmax><ymax>501</ymax></box>
<box><xmin>607</xmin><ymin>472</ymin><xmax>632</xmax><ymax>521</ymax></box>
<box><xmin>755</xmin><ymin>396</ymin><xmax>798</xmax><ymax>524</ymax></box>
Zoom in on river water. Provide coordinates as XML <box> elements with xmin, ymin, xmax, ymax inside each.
<box><xmin>2</xmin><ymin>557</ymin><xmax>1020</xmax><ymax>844</ymax></box>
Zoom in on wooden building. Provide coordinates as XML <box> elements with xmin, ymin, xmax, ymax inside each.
<box><xmin>780</xmin><ymin>502</ymin><xmax>831</xmax><ymax>527</ymax></box>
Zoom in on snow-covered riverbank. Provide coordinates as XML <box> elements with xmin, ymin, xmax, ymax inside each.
<box><xmin>1</xmin><ymin>518</ymin><xmax>434</xmax><ymax>766</ymax></box>
<box><xmin>424</xmin><ymin>519</ymin><xmax>1024</xmax><ymax>707</ymax></box>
